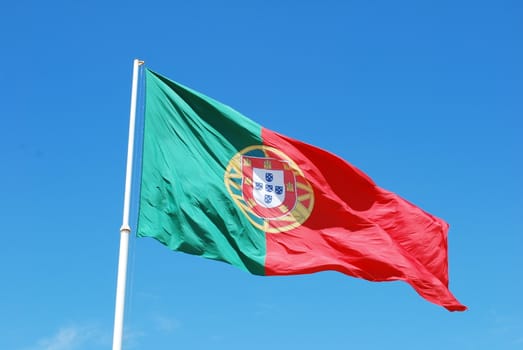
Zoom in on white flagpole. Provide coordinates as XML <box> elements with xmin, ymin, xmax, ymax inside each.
<box><xmin>112</xmin><ymin>58</ymin><xmax>144</xmax><ymax>350</ymax></box>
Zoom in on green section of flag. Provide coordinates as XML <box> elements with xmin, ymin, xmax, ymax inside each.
<box><xmin>137</xmin><ymin>69</ymin><xmax>266</xmax><ymax>275</ymax></box>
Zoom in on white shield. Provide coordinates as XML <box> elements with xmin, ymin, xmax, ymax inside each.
<box><xmin>252</xmin><ymin>168</ymin><xmax>285</xmax><ymax>208</ymax></box>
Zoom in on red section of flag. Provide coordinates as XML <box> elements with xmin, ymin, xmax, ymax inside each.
<box><xmin>262</xmin><ymin>128</ymin><xmax>466</xmax><ymax>312</ymax></box>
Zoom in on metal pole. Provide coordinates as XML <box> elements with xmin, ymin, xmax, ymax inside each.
<box><xmin>112</xmin><ymin>58</ymin><xmax>144</xmax><ymax>350</ymax></box>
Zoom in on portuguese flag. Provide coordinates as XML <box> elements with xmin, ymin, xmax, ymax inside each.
<box><xmin>137</xmin><ymin>69</ymin><xmax>466</xmax><ymax>312</ymax></box>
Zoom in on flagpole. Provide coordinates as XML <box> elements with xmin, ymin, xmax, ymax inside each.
<box><xmin>112</xmin><ymin>58</ymin><xmax>144</xmax><ymax>350</ymax></box>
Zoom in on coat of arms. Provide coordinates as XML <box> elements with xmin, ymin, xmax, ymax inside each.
<box><xmin>224</xmin><ymin>145</ymin><xmax>314</xmax><ymax>233</ymax></box>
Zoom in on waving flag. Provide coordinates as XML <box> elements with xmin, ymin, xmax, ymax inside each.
<box><xmin>137</xmin><ymin>69</ymin><xmax>466</xmax><ymax>311</ymax></box>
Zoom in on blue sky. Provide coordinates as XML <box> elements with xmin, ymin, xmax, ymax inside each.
<box><xmin>1</xmin><ymin>0</ymin><xmax>521</xmax><ymax>349</ymax></box>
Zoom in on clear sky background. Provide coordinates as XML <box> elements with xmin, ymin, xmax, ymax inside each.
<box><xmin>1</xmin><ymin>1</ymin><xmax>521</xmax><ymax>349</ymax></box>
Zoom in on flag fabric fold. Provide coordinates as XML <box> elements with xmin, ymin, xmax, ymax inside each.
<box><xmin>137</xmin><ymin>68</ymin><xmax>466</xmax><ymax>311</ymax></box>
